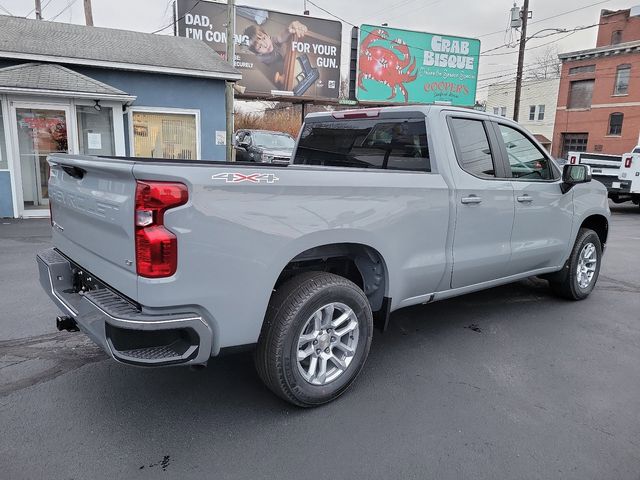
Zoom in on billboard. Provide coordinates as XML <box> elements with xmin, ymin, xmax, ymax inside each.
<box><xmin>177</xmin><ymin>0</ymin><xmax>342</xmax><ymax>100</ymax></box>
<box><xmin>355</xmin><ymin>25</ymin><xmax>480</xmax><ymax>106</ymax></box>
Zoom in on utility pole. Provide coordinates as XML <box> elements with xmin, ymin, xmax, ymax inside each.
<box><xmin>513</xmin><ymin>0</ymin><xmax>529</xmax><ymax>122</ymax></box>
<box><xmin>34</xmin><ymin>0</ymin><xmax>42</xmax><ymax>19</ymax></box>
<box><xmin>173</xmin><ymin>1</ymin><xmax>177</xmax><ymax>36</ymax></box>
<box><xmin>225</xmin><ymin>0</ymin><xmax>235</xmax><ymax>161</ymax></box>
<box><xmin>83</xmin><ymin>0</ymin><xmax>94</xmax><ymax>26</ymax></box>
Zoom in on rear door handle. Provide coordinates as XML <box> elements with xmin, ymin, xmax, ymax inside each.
<box><xmin>461</xmin><ymin>196</ymin><xmax>482</xmax><ymax>205</ymax></box>
<box><xmin>517</xmin><ymin>195</ymin><xmax>533</xmax><ymax>203</ymax></box>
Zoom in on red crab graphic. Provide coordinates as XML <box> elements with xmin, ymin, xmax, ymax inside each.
<box><xmin>358</xmin><ymin>29</ymin><xmax>418</xmax><ymax>102</ymax></box>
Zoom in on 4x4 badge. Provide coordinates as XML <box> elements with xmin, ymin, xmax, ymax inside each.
<box><xmin>211</xmin><ymin>172</ymin><xmax>280</xmax><ymax>184</ymax></box>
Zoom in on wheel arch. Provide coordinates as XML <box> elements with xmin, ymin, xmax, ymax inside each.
<box><xmin>273</xmin><ymin>242</ymin><xmax>389</xmax><ymax>315</ymax></box>
<box><xmin>580</xmin><ymin>214</ymin><xmax>608</xmax><ymax>247</ymax></box>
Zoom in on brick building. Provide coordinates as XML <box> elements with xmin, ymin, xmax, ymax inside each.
<box><xmin>552</xmin><ymin>7</ymin><xmax>640</xmax><ymax>159</ymax></box>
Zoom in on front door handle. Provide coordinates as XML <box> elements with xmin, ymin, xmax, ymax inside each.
<box><xmin>517</xmin><ymin>195</ymin><xmax>533</xmax><ymax>203</ymax></box>
<box><xmin>461</xmin><ymin>195</ymin><xmax>482</xmax><ymax>205</ymax></box>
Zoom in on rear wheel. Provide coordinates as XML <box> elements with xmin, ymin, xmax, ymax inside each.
<box><xmin>255</xmin><ymin>272</ymin><xmax>373</xmax><ymax>407</ymax></box>
<box><xmin>549</xmin><ymin>228</ymin><xmax>602</xmax><ymax>300</ymax></box>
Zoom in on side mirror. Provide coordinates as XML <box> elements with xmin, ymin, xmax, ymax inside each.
<box><xmin>561</xmin><ymin>164</ymin><xmax>592</xmax><ymax>193</ymax></box>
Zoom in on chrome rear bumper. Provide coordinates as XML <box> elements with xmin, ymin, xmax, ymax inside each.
<box><xmin>37</xmin><ymin>248</ymin><xmax>212</xmax><ymax>366</ymax></box>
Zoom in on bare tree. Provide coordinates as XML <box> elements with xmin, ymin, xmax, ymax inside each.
<box><xmin>526</xmin><ymin>46</ymin><xmax>561</xmax><ymax>80</ymax></box>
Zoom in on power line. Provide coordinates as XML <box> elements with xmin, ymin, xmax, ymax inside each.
<box><xmin>482</xmin><ymin>32</ymin><xmax>577</xmax><ymax>57</ymax></box>
<box><xmin>151</xmin><ymin>0</ymin><xmax>203</xmax><ymax>34</ymax></box>
<box><xmin>49</xmin><ymin>0</ymin><xmax>80</xmax><ymax>21</ymax></box>
<box><xmin>475</xmin><ymin>0</ymin><xmax>612</xmax><ymax>38</ymax></box>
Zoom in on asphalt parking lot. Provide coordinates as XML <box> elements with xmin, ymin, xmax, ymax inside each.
<box><xmin>1</xmin><ymin>203</ymin><xmax>639</xmax><ymax>480</ymax></box>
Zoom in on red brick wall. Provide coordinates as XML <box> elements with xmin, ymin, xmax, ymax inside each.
<box><xmin>553</xmin><ymin>18</ymin><xmax>640</xmax><ymax>157</ymax></box>
<box><xmin>596</xmin><ymin>9</ymin><xmax>640</xmax><ymax>47</ymax></box>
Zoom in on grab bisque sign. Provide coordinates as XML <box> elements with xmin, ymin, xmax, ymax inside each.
<box><xmin>355</xmin><ymin>25</ymin><xmax>480</xmax><ymax>106</ymax></box>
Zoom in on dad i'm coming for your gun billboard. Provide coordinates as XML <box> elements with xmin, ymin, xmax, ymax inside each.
<box><xmin>177</xmin><ymin>0</ymin><xmax>342</xmax><ymax>100</ymax></box>
<box><xmin>355</xmin><ymin>25</ymin><xmax>480</xmax><ymax>106</ymax></box>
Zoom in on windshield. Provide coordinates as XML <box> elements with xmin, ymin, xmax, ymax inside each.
<box><xmin>633</xmin><ymin>147</ymin><xmax>640</xmax><ymax>153</ymax></box>
<box><xmin>252</xmin><ymin>132</ymin><xmax>295</xmax><ymax>150</ymax></box>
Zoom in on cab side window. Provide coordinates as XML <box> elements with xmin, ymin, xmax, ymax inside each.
<box><xmin>498</xmin><ymin>125</ymin><xmax>554</xmax><ymax>180</ymax></box>
<box><xmin>450</xmin><ymin>118</ymin><xmax>496</xmax><ymax>178</ymax></box>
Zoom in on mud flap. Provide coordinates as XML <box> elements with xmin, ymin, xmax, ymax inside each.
<box><xmin>373</xmin><ymin>297</ymin><xmax>392</xmax><ymax>332</ymax></box>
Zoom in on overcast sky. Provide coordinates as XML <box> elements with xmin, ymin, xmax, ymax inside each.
<box><xmin>0</xmin><ymin>0</ymin><xmax>635</xmax><ymax>103</ymax></box>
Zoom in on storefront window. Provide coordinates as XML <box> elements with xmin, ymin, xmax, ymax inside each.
<box><xmin>132</xmin><ymin>110</ymin><xmax>198</xmax><ymax>159</ymax></box>
<box><xmin>77</xmin><ymin>106</ymin><xmax>115</xmax><ymax>156</ymax></box>
<box><xmin>0</xmin><ymin>105</ymin><xmax>8</xmax><ymax>169</ymax></box>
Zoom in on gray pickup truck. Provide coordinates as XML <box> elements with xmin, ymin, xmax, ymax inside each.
<box><xmin>38</xmin><ymin>106</ymin><xmax>610</xmax><ymax>407</ymax></box>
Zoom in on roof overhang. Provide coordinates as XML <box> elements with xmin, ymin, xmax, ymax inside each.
<box><xmin>0</xmin><ymin>51</ymin><xmax>242</xmax><ymax>81</ymax></box>
<box><xmin>559</xmin><ymin>40</ymin><xmax>640</xmax><ymax>62</ymax></box>
<box><xmin>0</xmin><ymin>85</ymin><xmax>136</xmax><ymax>102</ymax></box>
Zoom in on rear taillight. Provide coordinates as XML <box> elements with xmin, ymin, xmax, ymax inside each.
<box><xmin>624</xmin><ymin>156</ymin><xmax>632</xmax><ymax>168</ymax></box>
<box><xmin>135</xmin><ymin>181</ymin><xmax>188</xmax><ymax>278</ymax></box>
<box><xmin>570</xmin><ymin>155</ymin><xmax>577</xmax><ymax>164</ymax></box>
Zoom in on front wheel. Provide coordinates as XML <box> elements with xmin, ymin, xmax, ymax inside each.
<box><xmin>255</xmin><ymin>272</ymin><xmax>373</xmax><ymax>407</ymax></box>
<box><xmin>549</xmin><ymin>228</ymin><xmax>602</xmax><ymax>300</ymax></box>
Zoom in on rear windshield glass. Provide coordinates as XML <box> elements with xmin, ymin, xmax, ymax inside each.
<box><xmin>293</xmin><ymin>118</ymin><xmax>430</xmax><ymax>172</ymax></box>
<box><xmin>252</xmin><ymin>132</ymin><xmax>295</xmax><ymax>150</ymax></box>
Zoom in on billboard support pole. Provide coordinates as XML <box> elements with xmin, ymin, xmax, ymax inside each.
<box><xmin>513</xmin><ymin>0</ymin><xmax>529</xmax><ymax>122</ymax></box>
<box><xmin>225</xmin><ymin>0</ymin><xmax>236</xmax><ymax>161</ymax></box>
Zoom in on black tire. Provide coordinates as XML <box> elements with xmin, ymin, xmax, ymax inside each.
<box><xmin>255</xmin><ymin>272</ymin><xmax>373</xmax><ymax>407</ymax></box>
<box><xmin>549</xmin><ymin>228</ymin><xmax>602</xmax><ymax>300</ymax></box>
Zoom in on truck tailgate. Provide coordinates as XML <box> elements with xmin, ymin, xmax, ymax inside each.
<box><xmin>48</xmin><ymin>154</ymin><xmax>138</xmax><ymax>300</ymax></box>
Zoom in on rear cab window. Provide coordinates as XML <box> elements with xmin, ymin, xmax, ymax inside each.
<box><xmin>448</xmin><ymin>117</ymin><xmax>497</xmax><ymax>178</ymax></box>
<box><xmin>293</xmin><ymin>118</ymin><xmax>430</xmax><ymax>172</ymax></box>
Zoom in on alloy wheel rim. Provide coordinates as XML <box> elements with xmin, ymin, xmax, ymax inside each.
<box><xmin>296</xmin><ymin>302</ymin><xmax>359</xmax><ymax>386</ymax></box>
<box><xmin>576</xmin><ymin>242</ymin><xmax>597</xmax><ymax>289</ymax></box>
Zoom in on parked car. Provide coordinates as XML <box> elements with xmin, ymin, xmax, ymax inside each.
<box><xmin>234</xmin><ymin>129</ymin><xmax>295</xmax><ymax>164</ymax></box>
<box><xmin>38</xmin><ymin>106</ymin><xmax>610</xmax><ymax>407</ymax></box>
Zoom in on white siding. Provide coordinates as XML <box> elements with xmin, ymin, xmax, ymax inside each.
<box><xmin>485</xmin><ymin>78</ymin><xmax>560</xmax><ymax>146</ymax></box>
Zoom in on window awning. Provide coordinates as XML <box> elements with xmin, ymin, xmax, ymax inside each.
<box><xmin>534</xmin><ymin>134</ymin><xmax>551</xmax><ymax>145</ymax></box>
<box><xmin>0</xmin><ymin>63</ymin><xmax>136</xmax><ymax>102</ymax></box>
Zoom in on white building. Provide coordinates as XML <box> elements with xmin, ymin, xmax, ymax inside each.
<box><xmin>485</xmin><ymin>77</ymin><xmax>560</xmax><ymax>151</ymax></box>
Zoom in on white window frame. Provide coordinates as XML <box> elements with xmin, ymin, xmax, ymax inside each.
<box><xmin>0</xmin><ymin>94</ymin><xmax>19</xmax><ymax>218</ymax></box>
<box><xmin>537</xmin><ymin>104</ymin><xmax>545</xmax><ymax>121</ymax></box>
<box><xmin>73</xmin><ymin>99</ymin><xmax>126</xmax><ymax>156</ymax></box>
<box><xmin>128</xmin><ymin>106</ymin><xmax>201</xmax><ymax>160</ymax></box>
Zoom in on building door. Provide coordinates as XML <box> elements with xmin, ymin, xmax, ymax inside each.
<box><xmin>11</xmin><ymin>104</ymin><xmax>73</xmax><ymax>215</ymax></box>
<box><xmin>560</xmin><ymin>133</ymin><xmax>588</xmax><ymax>159</ymax></box>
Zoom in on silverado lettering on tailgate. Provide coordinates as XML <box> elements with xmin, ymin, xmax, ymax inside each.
<box><xmin>51</xmin><ymin>190</ymin><xmax>120</xmax><ymax>219</ymax></box>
